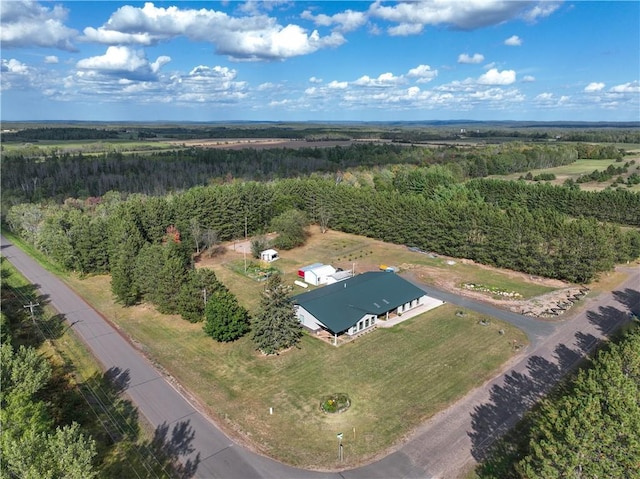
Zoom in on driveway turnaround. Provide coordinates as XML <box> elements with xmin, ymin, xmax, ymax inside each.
<box><xmin>3</xmin><ymin>235</ymin><xmax>638</xmax><ymax>478</ymax></box>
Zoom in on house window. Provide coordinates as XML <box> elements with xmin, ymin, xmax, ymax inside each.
<box><xmin>365</xmin><ymin>318</ymin><xmax>369</xmax><ymax>328</ymax></box>
<box><xmin>371</xmin><ymin>317</ymin><xmax>376</xmax><ymax>325</ymax></box>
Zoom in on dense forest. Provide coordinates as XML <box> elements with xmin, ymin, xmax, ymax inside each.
<box><xmin>6</xmin><ymin>176</ymin><xmax>640</xmax><ymax>290</ymax></box>
<box><xmin>0</xmin><ymin>141</ymin><xmax>626</xmax><ymax>204</ymax></box>
<box><xmin>3</xmin><ymin>126</ymin><xmax>640</xmax><ymax>321</ymax></box>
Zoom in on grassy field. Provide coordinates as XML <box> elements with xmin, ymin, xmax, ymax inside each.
<box><xmin>66</xmin><ymin>228</ymin><xmax>546</xmax><ymax>468</ymax></box>
<box><xmin>68</xmin><ymin>271</ymin><xmax>528</xmax><ymax>468</ymax></box>
<box><xmin>1</xmin><ymin>139</ymin><xmax>176</xmax><ymax>156</ymax></box>
<box><xmin>5</xmin><ymin>227</ymin><xmax>554</xmax><ymax>468</ymax></box>
<box><xmin>493</xmin><ymin>156</ymin><xmax>640</xmax><ymax>192</ymax></box>
<box><xmin>200</xmin><ymin>228</ymin><xmax>559</xmax><ymax>312</ymax></box>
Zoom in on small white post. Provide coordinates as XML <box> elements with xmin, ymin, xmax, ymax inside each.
<box><xmin>269</xmin><ymin>407</ymin><xmax>273</xmax><ymax>415</ymax></box>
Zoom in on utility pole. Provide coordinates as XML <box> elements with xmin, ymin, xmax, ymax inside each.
<box><xmin>203</xmin><ymin>288</ymin><xmax>208</xmax><ymax>307</ymax></box>
<box><xmin>23</xmin><ymin>302</ymin><xmax>39</xmax><ymax>325</ymax></box>
<box><xmin>244</xmin><ymin>215</ymin><xmax>248</xmax><ymax>274</ymax></box>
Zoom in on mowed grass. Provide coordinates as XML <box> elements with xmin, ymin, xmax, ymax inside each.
<box><xmin>70</xmin><ymin>268</ymin><xmax>527</xmax><ymax>469</ymax></box>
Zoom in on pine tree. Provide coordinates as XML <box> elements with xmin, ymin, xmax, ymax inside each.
<box><xmin>251</xmin><ymin>274</ymin><xmax>302</xmax><ymax>355</ymax></box>
<box><xmin>203</xmin><ymin>288</ymin><xmax>250</xmax><ymax>342</ymax></box>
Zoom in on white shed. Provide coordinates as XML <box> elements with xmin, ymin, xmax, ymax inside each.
<box><xmin>304</xmin><ymin>264</ymin><xmax>336</xmax><ymax>286</ymax></box>
<box><xmin>260</xmin><ymin>249</ymin><xmax>279</xmax><ymax>262</ymax></box>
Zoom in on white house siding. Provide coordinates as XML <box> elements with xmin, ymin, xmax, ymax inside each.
<box><xmin>348</xmin><ymin>314</ymin><xmax>376</xmax><ymax>336</ymax></box>
<box><xmin>397</xmin><ymin>294</ymin><xmax>431</xmax><ymax>314</ymax></box>
<box><xmin>295</xmin><ymin>306</ymin><xmax>322</xmax><ymax>331</ymax></box>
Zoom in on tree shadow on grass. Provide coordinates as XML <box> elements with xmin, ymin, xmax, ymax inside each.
<box><xmin>84</xmin><ymin>368</ymin><xmax>199</xmax><ymax>478</ymax></box>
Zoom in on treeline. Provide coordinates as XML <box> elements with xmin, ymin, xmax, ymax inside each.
<box><xmin>1</xmin><ymin>127</ymin><xmax>121</xmax><ymax>142</ymax></box>
<box><xmin>1</xmin><ymin>259</ymin><xmax>193</xmax><ymax>478</ymax></box>
<box><xmin>477</xmin><ymin>325</ymin><xmax>640</xmax><ymax>478</ymax></box>
<box><xmin>1</xmin><ymin>142</ymin><xmax>610</xmax><ymax>204</ymax></box>
<box><xmin>466</xmin><ymin>179</ymin><xmax>640</xmax><ymax>226</ymax></box>
<box><xmin>6</xmin><ymin>177</ymin><xmax>640</xmax><ymax>285</ymax></box>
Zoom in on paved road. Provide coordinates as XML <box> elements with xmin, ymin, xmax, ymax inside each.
<box><xmin>1</xmin><ymin>236</ymin><xmax>337</xmax><ymax>479</ymax></box>
<box><xmin>3</xmin><ymin>234</ymin><xmax>638</xmax><ymax>478</ymax></box>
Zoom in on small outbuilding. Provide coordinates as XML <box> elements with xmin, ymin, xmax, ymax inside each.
<box><xmin>260</xmin><ymin>249</ymin><xmax>279</xmax><ymax>262</ymax></box>
<box><xmin>298</xmin><ymin>263</ymin><xmax>323</xmax><ymax>278</ymax></box>
<box><xmin>304</xmin><ymin>264</ymin><xmax>337</xmax><ymax>286</ymax></box>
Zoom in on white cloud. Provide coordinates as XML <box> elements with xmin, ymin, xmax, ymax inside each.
<box><xmin>522</xmin><ymin>75</ymin><xmax>535</xmax><ymax>83</ymax></box>
<box><xmin>301</xmin><ymin>9</ymin><xmax>367</xmax><ymax>33</ymax></box>
<box><xmin>584</xmin><ymin>82</ymin><xmax>605</xmax><ymax>92</ymax></box>
<box><xmin>477</xmin><ymin>68</ymin><xmax>516</xmax><ymax>85</ymax></box>
<box><xmin>175</xmin><ymin>65</ymin><xmax>247</xmax><ymax>102</ymax></box>
<box><xmin>610</xmin><ymin>81</ymin><xmax>640</xmax><ymax>93</ymax></box>
<box><xmin>407</xmin><ymin>64</ymin><xmax>438</xmax><ymax>83</ymax></box>
<box><xmin>388</xmin><ymin>23</ymin><xmax>424</xmax><ymax>36</ymax></box>
<box><xmin>504</xmin><ymin>35</ymin><xmax>522</xmax><ymax>46</ymax></box>
<box><xmin>44</xmin><ymin>55</ymin><xmax>59</xmax><ymax>64</ymax></box>
<box><xmin>0</xmin><ymin>0</ymin><xmax>77</xmax><ymax>50</ymax></box>
<box><xmin>536</xmin><ymin>92</ymin><xmax>554</xmax><ymax>101</ymax></box>
<box><xmin>522</xmin><ymin>2</ymin><xmax>561</xmax><ymax>23</ymax></box>
<box><xmin>82</xmin><ymin>28</ymin><xmax>157</xmax><ymax>46</ymax></box>
<box><xmin>1</xmin><ymin>58</ymin><xmax>37</xmax><ymax>91</ymax></box>
<box><xmin>458</xmin><ymin>53</ymin><xmax>485</xmax><ymax>64</ymax></box>
<box><xmin>309</xmin><ymin>76</ymin><xmax>323</xmax><ymax>83</ymax></box>
<box><xmin>353</xmin><ymin>72</ymin><xmax>404</xmax><ymax>87</ymax></box>
<box><xmin>369</xmin><ymin>0</ymin><xmax>546</xmax><ymax>31</ymax></box>
<box><xmin>76</xmin><ymin>46</ymin><xmax>170</xmax><ymax>81</ymax></box>
<box><xmin>82</xmin><ymin>3</ymin><xmax>345</xmax><ymax>61</ymax></box>
<box><xmin>327</xmin><ymin>80</ymin><xmax>348</xmax><ymax>89</ymax></box>
<box><xmin>1</xmin><ymin>58</ymin><xmax>30</xmax><ymax>74</ymax></box>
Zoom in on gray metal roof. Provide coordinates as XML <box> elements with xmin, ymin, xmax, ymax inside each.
<box><xmin>293</xmin><ymin>272</ymin><xmax>426</xmax><ymax>333</ymax></box>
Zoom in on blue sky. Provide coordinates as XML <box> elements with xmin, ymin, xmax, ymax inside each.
<box><xmin>1</xmin><ymin>1</ymin><xmax>639</xmax><ymax>122</ymax></box>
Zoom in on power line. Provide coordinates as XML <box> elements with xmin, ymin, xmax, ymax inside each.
<box><xmin>4</xmin><ymin>282</ymin><xmax>171</xmax><ymax>479</ymax></box>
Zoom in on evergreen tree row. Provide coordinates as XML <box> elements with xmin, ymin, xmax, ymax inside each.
<box><xmin>467</xmin><ymin>178</ymin><xmax>640</xmax><ymax>226</ymax></box>
<box><xmin>7</xmin><ymin>177</ymin><xmax>640</xmax><ymax>285</ymax></box>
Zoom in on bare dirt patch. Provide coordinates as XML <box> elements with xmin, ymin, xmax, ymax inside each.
<box><xmin>197</xmin><ymin>226</ymin><xmax>584</xmax><ymax>319</ymax></box>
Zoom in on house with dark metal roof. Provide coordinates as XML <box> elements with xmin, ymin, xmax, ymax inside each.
<box><xmin>293</xmin><ymin>271</ymin><xmax>437</xmax><ymax>340</ymax></box>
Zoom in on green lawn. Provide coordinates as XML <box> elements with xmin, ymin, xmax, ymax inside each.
<box><xmin>68</xmin><ymin>271</ymin><xmax>528</xmax><ymax>469</ymax></box>
<box><xmin>6</xmin><ymin>228</ymin><xmax>534</xmax><ymax>469</ymax></box>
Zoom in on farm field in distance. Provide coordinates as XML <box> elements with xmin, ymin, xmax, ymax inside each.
<box><xmin>493</xmin><ymin>153</ymin><xmax>640</xmax><ymax>192</ymax></box>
